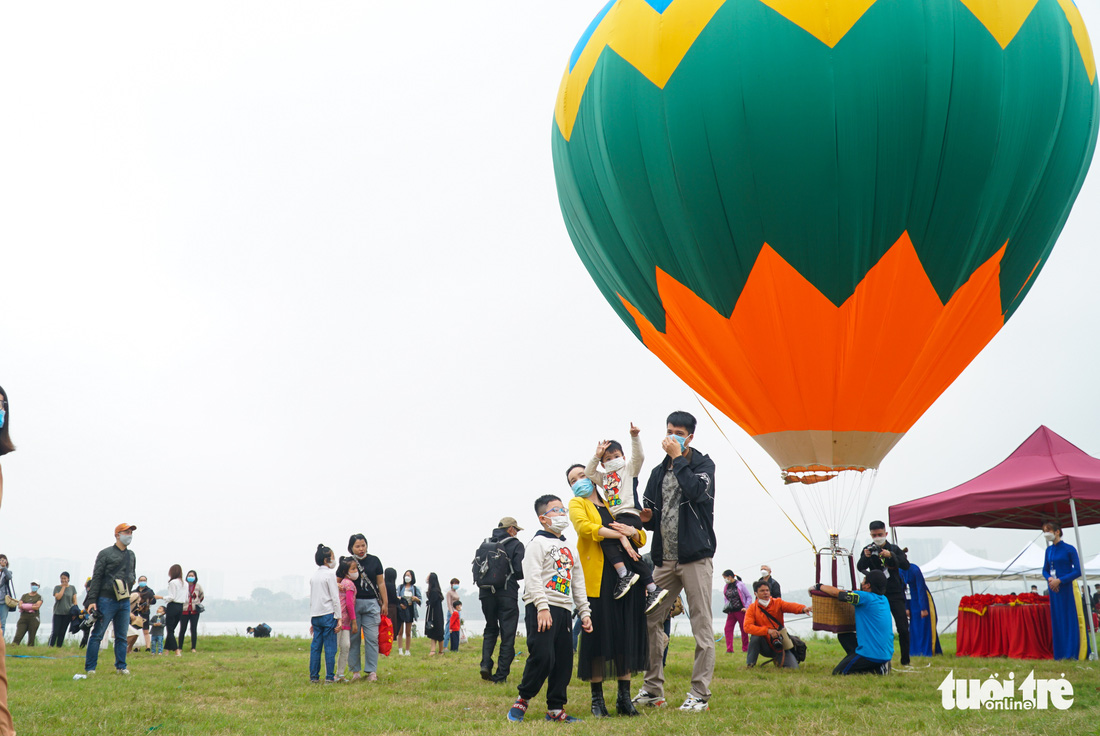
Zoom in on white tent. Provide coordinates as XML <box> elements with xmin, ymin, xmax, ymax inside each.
<box><xmin>1001</xmin><ymin>543</ymin><xmax>1047</xmax><ymax>577</ymax></box>
<box><xmin>920</xmin><ymin>541</ymin><xmax>1008</xmax><ymax>583</ymax></box>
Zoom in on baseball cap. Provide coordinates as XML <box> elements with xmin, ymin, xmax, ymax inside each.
<box><xmin>115</xmin><ymin>523</ymin><xmax>137</xmax><ymax>534</ymax></box>
<box><xmin>498</xmin><ymin>516</ymin><xmax>523</xmax><ymax>532</ymax></box>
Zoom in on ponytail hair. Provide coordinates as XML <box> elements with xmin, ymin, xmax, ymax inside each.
<box><xmin>315</xmin><ymin>544</ymin><xmax>332</xmax><ymax>566</ymax></box>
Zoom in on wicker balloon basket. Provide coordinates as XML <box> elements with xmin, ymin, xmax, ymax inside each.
<box><xmin>812</xmin><ymin>549</ymin><xmax>857</xmax><ymax>634</ymax></box>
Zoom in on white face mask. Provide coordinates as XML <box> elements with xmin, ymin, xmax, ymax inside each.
<box><xmin>119</xmin><ymin>534</ymin><xmax>133</xmax><ymax>547</ymax></box>
<box><xmin>872</xmin><ymin>537</ymin><xmax>887</xmax><ymax>547</ymax></box>
<box><xmin>326</xmin><ymin>559</ymin><xmax>336</xmax><ymax>569</ymax></box>
<box><xmin>547</xmin><ymin>516</ymin><xmax>570</xmax><ymax>535</ymax></box>
<box><xmin>348</xmin><ymin>571</ymin><xmax>359</xmax><ymax>580</ymax></box>
<box><xmin>603</xmin><ymin>457</ymin><xmax>627</xmax><ymax>473</ymax></box>
<box><xmin>758</xmin><ymin>597</ymin><xmax>771</xmax><ymax>608</ymax></box>
<box><xmin>404</xmin><ymin>576</ymin><xmax>412</xmax><ymax>584</ymax></box>
<box><xmin>759</xmin><ymin>569</ymin><xmax>768</xmax><ymax>579</ymax></box>
<box><xmin>1042</xmin><ymin>531</ymin><xmax>1056</xmax><ymax>542</ymax></box>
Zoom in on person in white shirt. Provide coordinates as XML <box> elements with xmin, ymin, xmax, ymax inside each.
<box><xmin>163</xmin><ymin>565</ymin><xmax>189</xmax><ymax>658</ymax></box>
<box><xmin>309</xmin><ymin>544</ymin><xmax>340</xmax><ymax>684</ymax></box>
<box><xmin>506</xmin><ymin>495</ymin><xmax>592</xmax><ymax>723</ymax></box>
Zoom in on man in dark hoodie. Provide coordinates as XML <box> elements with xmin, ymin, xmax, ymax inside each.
<box><xmin>856</xmin><ymin>520</ymin><xmax>911</xmax><ymax>666</ymax></box>
<box><xmin>634</xmin><ymin>411</ymin><xmax>716</xmax><ymax>713</ymax></box>
<box><xmin>478</xmin><ymin>516</ymin><xmax>525</xmax><ymax>684</ymax></box>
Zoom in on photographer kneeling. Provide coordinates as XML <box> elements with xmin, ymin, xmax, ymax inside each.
<box><xmin>744</xmin><ymin>579</ymin><xmax>810</xmax><ymax>668</ymax></box>
<box><xmin>813</xmin><ymin>570</ymin><xmax>892</xmax><ymax>676</ymax></box>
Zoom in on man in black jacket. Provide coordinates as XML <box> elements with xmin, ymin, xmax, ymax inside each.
<box><xmin>856</xmin><ymin>520</ymin><xmax>911</xmax><ymax>666</ymax></box>
<box><xmin>478</xmin><ymin>516</ymin><xmax>525</xmax><ymax>684</ymax></box>
<box><xmin>84</xmin><ymin>523</ymin><xmax>137</xmax><ymax>675</ymax></box>
<box><xmin>634</xmin><ymin>411</ymin><xmax>716</xmax><ymax>713</ymax></box>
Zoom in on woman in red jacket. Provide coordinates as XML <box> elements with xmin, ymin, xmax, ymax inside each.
<box><xmin>743</xmin><ymin>580</ymin><xmax>810</xmax><ymax>668</ymax></box>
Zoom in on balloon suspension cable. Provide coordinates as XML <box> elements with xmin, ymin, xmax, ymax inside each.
<box><xmin>782</xmin><ymin>464</ymin><xmax>878</xmax><ymax>551</ymax></box>
<box><xmin>694</xmin><ymin>394</ymin><xmax>817</xmax><ymax>553</ymax></box>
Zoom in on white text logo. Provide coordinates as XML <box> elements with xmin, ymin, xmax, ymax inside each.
<box><xmin>938</xmin><ymin>670</ymin><xmax>1073</xmax><ymax>710</ymax></box>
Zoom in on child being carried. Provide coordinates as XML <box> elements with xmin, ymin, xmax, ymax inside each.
<box><xmin>584</xmin><ymin>424</ymin><xmax>667</xmax><ymax>614</ymax></box>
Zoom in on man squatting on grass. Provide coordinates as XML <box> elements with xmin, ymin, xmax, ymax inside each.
<box><xmin>507</xmin><ymin>495</ymin><xmax>592</xmax><ymax>723</ymax></box>
<box><xmin>813</xmin><ymin>570</ymin><xmax>894</xmax><ymax>675</ymax></box>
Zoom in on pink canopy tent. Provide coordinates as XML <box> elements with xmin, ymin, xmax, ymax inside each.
<box><xmin>889</xmin><ymin>426</ymin><xmax>1098</xmax><ymax>659</ymax></box>
<box><xmin>889</xmin><ymin>426</ymin><xmax>1100</xmax><ymax>528</ymax></box>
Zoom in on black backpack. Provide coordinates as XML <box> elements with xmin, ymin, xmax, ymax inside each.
<box><xmin>472</xmin><ymin>537</ymin><xmax>513</xmax><ymax>593</ymax></box>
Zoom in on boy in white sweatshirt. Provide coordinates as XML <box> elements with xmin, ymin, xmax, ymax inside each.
<box><xmin>507</xmin><ymin>495</ymin><xmax>592</xmax><ymax>723</ymax></box>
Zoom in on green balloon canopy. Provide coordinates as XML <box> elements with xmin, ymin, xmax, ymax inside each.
<box><xmin>552</xmin><ymin>0</ymin><xmax>1098</xmax><ymax>476</ymax></box>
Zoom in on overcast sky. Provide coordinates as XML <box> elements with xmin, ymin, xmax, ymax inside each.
<box><xmin>1</xmin><ymin>1</ymin><xmax>1098</xmax><ymax>600</ymax></box>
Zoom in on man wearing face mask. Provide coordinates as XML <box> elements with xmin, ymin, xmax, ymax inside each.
<box><xmin>856</xmin><ymin>520</ymin><xmax>910</xmax><ymax>666</ymax></box>
<box><xmin>477</xmin><ymin>516</ymin><xmax>526</xmax><ymax>684</ymax></box>
<box><xmin>637</xmin><ymin>411</ymin><xmax>716</xmax><ymax>713</ymax></box>
<box><xmin>83</xmin><ymin>523</ymin><xmax>138</xmax><ymax>675</ymax></box>
<box><xmin>758</xmin><ymin>566</ymin><xmax>781</xmax><ymax>599</ymax></box>
<box><xmin>743</xmin><ymin>579</ymin><xmax>810</xmax><ymax>668</ymax></box>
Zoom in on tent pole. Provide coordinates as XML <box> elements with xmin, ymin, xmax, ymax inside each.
<box><xmin>969</xmin><ymin>577</ymin><xmax>974</xmax><ymax>595</ymax></box>
<box><xmin>1068</xmin><ymin>498</ymin><xmax>1098</xmax><ymax>660</ymax></box>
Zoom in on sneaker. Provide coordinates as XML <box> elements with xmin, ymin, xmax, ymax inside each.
<box><xmin>309</xmin><ymin>679</ymin><xmax>321</xmax><ymax>685</ymax></box>
<box><xmin>85</xmin><ymin>670</ymin><xmax>96</xmax><ymax>676</ymax></box>
<box><xmin>322</xmin><ymin>679</ymin><xmax>337</xmax><ymax>685</ymax></box>
<box><xmin>644</xmin><ymin>587</ymin><xmax>669</xmax><ymax>614</ymax></box>
<box><xmin>678</xmin><ymin>695</ymin><xmax>709</xmax><ymax>712</ymax></box>
<box><xmin>612</xmin><ymin>573</ymin><xmax>640</xmax><ymax>600</ymax></box>
<box><xmin>507</xmin><ymin>697</ymin><xmax>529</xmax><ymax>722</ymax></box>
<box><xmin>480</xmin><ymin>666</ymin><xmax>493</xmax><ymax>681</ymax></box>
<box><xmin>366</xmin><ymin>672</ymin><xmax>378</xmax><ymax>682</ymax></box>
<box><xmin>545</xmin><ymin>710</ymin><xmax>581</xmax><ymax>723</ymax></box>
<box><xmin>116</xmin><ymin>669</ymin><xmax>131</xmax><ymax>676</ymax></box>
<box><xmin>632</xmin><ymin>689</ymin><xmax>666</xmax><ymax>707</ymax></box>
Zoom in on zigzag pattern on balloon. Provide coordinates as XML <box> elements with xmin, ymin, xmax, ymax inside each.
<box><xmin>554</xmin><ymin>0</ymin><xmax>1096</xmax><ymax>141</ymax></box>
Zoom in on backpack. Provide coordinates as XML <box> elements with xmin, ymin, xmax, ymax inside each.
<box><xmin>472</xmin><ymin>536</ymin><xmax>514</xmax><ymax>593</ymax></box>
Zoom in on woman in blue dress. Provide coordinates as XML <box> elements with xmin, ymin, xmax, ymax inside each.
<box><xmin>1042</xmin><ymin>520</ymin><xmax>1088</xmax><ymax>660</ymax></box>
<box><xmin>899</xmin><ymin>562</ymin><xmax>941</xmax><ymax>657</ymax></box>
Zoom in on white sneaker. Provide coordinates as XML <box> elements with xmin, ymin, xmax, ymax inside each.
<box><xmin>678</xmin><ymin>695</ymin><xmax>709</xmax><ymax>712</ymax></box>
<box><xmin>85</xmin><ymin>670</ymin><xmax>96</xmax><ymax>676</ymax></box>
<box><xmin>116</xmin><ymin>669</ymin><xmax>132</xmax><ymax>676</ymax></box>
<box><xmin>632</xmin><ymin>689</ymin><xmax>666</xmax><ymax>707</ymax></box>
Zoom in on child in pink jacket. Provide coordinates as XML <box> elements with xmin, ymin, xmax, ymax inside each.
<box><xmin>336</xmin><ymin>559</ymin><xmax>359</xmax><ymax>682</ymax></box>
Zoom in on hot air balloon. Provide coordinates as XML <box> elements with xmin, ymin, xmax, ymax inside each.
<box><xmin>551</xmin><ymin>0</ymin><xmax>1098</xmax><ymax>547</ymax></box>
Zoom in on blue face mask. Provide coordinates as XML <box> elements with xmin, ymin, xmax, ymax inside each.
<box><xmin>138</xmin><ymin>582</ymin><xmax>147</xmax><ymax>588</ymax></box>
<box><xmin>186</xmin><ymin>576</ymin><xmax>196</xmax><ymax>583</ymax></box>
<box><xmin>669</xmin><ymin>434</ymin><xmax>688</xmax><ymax>450</ymax></box>
<box><xmin>0</xmin><ymin>409</ymin><xmax>5</xmax><ymax>429</ymax></box>
<box><xmin>571</xmin><ymin>478</ymin><xmax>594</xmax><ymax>498</ymax></box>
<box><xmin>30</xmin><ymin>585</ymin><xmax>38</xmax><ymax>593</ymax></box>
<box><xmin>452</xmin><ymin>584</ymin><xmax>459</xmax><ymax>591</ymax></box>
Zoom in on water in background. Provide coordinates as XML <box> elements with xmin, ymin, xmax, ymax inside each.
<box><xmin>19</xmin><ymin>615</ymin><xmax>825</xmax><ymax>643</ymax></box>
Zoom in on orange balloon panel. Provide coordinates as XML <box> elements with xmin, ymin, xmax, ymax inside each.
<box><xmin>620</xmin><ymin>232</ymin><xmax>1006</xmax><ymax>470</ymax></box>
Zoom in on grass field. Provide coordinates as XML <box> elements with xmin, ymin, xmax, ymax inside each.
<box><xmin>5</xmin><ymin>633</ymin><xmax>1096</xmax><ymax>735</ymax></box>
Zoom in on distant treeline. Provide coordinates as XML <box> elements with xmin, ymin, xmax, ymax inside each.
<box><xmin>198</xmin><ymin>588</ymin><xmax>308</xmax><ymax>621</ymax></box>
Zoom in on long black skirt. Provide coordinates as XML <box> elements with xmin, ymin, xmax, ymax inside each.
<box><xmin>576</xmin><ymin>568</ymin><xmax>649</xmax><ymax>681</ymax></box>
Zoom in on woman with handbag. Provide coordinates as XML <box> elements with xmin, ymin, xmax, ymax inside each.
<box><xmin>424</xmin><ymin>573</ymin><xmax>445</xmax><ymax>656</ymax></box>
<box><xmin>721</xmin><ymin>571</ymin><xmax>752</xmax><ymax>654</ymax></box>
<box><xmin>179</xmin><ymin>570</ymin><xmax>205</xmax><ymax>653</ymax></box>
<box><xmin>567</xmin><ymin>463</ymin><xmax>649</xmax><ymax>717</ymax></box>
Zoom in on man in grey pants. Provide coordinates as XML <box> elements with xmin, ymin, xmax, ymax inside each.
<box><xmin>634</xmin><ymin>411</ymin><xmax>716</xmax><ymax>712</ymax></box>
<box><xmin>347</xmin><ymin>534</ymin><xmax>386</xmax><ymax>682</ymax></box>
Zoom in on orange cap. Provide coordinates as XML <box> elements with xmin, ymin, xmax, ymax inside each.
<box><xmin>115</xmin><ymin>523</ymin><xmax>137</xmax><ymax>534</ymax></box>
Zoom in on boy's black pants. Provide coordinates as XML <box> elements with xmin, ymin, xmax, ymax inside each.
<box><xmin>598</xmin><ymin>513</ymin><xmax>653</xmax><ymax>586</ymax></box>
<box><xmin>517</xmin><ymin>604</ymin><xmax>573</xmax><ymax>711</ymax></box>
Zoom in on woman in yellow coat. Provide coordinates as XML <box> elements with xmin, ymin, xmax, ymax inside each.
<box><xmin>567</xmin><ymin>464</ymin><xmax>649</xmax><ymax>717</ymax></box>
